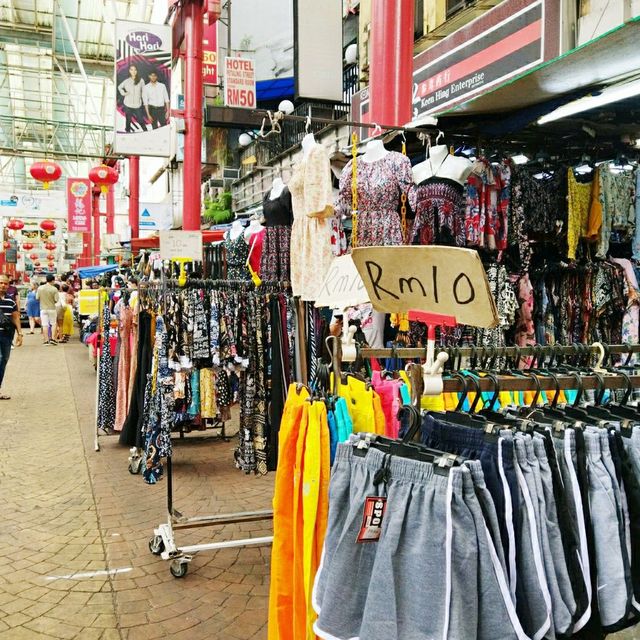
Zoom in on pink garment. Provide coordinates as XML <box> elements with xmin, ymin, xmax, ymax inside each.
<box><xmin>513</xmin><ymin>274</ymin><xmax>535</xmax><ymax>368</ymax></box>
<box><xmin>371</xmin><ymin>371</ymin><xmax>402</xmax><ymax>439</ymax></box>
<box><xmin>612</xmin><ymin>258</ymin><xmax>640</xmax><ymax>354</ymax></box>
<box><xmin>248</xmin><ymin>229</ymin><xmax>265</xmax><ymax>274</ymax></box>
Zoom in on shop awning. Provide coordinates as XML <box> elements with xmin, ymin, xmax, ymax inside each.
<box><xmin>78</xmin><ymin>265</ymin><xmax>119</xmax><ymax>279</ymax></box>
<box><xmin>437</xmin><ymin>16</ymin><xmax>640</xmax><ymax>118</ymax></box>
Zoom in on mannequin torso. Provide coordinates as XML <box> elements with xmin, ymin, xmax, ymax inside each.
<box><xmin>227</xmin><ymin>219</ymin><xmax>244</xmax><ymax>240</ymax></box>
<box><xmin>361</xmin><ymin>139</ymin><xmax>389</xmax><ymax>163</ymax></box>
<box><xmin>244</xmin><ymin>218</ymin><xmax>265</xmax><ymax>241</ymax></box>
<box><xmin>412</xmin><ymin>144</ymin><xmax>473</xmax><ymax>185</ymax></box>
<box><xmin>270</xmin><ymin>177</ymin><xmax>285</xmax><ymax>199</ymax></box>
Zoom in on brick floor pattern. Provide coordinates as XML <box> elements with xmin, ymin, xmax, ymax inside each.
<box><xmin>0</xmin><ymin>336</ymin><xmax>273</xmax><ymax>639</ymax></box>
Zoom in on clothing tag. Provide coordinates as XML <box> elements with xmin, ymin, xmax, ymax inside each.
<box><xmin>356</xmin><ymin>496</ymin><xmax>387</xmax><ymax>543</ymax></box>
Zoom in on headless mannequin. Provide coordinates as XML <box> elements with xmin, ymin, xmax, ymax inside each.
<box><xmin>244</xmin><ymin>217</ymin><xmax>265</xmax><ymax>242</ymax></box>
<box><xmin>361</xmin><ymin>139</ymin><xmax>389</xmax><ymax>163</ymax></box>
<box><xmin>412</xmin><ymin>144</ymin><xmax>473</xmax><ymax>185</ymax></box>
<box><xmin>301</xmin><ymin>132</ymin><xmax>316</xmax><ymax>159</ymax></box>
<box><xmin>227</xmin><ymin>219</ymin><xmax>244</xmax><ymax>240</ymax></box>
<box><xmin>269</xmin><ymin>177</ymin><xmax>285</xmax><ymax>199</ymax></box>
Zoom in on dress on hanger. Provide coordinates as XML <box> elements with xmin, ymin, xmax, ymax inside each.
<box><xmin>567</xmin><ymin>168</ymin><xmax>593</xmax><ymax>259</ymax></box>
<box><xmin>289</xmin><ymin>143</ymin><xmax>334</xmax><ymax>300</ymax></box>
<box><xmin>114</xmin><ymin>304</ymin><xmax>133</xmax><ymax>431</ymax></box>
<box><xmin>223</xmin><ymin>231</ymin><xmax>250</xmax><ymax>280</ymax></box>
<box><xmin>337</xmin><ymin>151</ymin><xmax>412</xmax><ymax>246</ymax></box>
<box><xmin>261</xmin><ymin>187</ymin><xmax>293</xmax><ymax>282</ymax></box>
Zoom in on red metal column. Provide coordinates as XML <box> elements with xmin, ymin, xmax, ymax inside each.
<box><xmin>368</xmin><ymin>0</ymin><xmax>415</xmax><ymax>127</ymax></box>
<box><xmin>129</xmin><ymin>156</ymin><xmax>140</xmax><ymax>239</ymax></box>
<box><xmin>106</xmin><ymin>188</ymin><xmax>115</xmax><ymax>235</ymax></box>
<box><xmin>182</xmin><ymin>0</ymin><xmax>204</xmax><ymax>231</ymax></box>
<box><xmin>92</xmin><ymin>188</ymin><xmax>101</xmax><ymax>262</ymax></box>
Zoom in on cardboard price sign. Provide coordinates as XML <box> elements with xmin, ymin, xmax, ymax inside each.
<box><xmin>351</xmin><ymin>246</ymin><xmax>499</xmax><ymax>329</ymax></box>
<box><xmin>159</xmin><ymin>230</ymin><xmax>203</xmax><ymax>262</ymax></box>
<box><xmin>315</xmin><ymin>255</ymin><xmax>370</xmax><ymax>310</ymax></box>
<box><xmin>224</xmin><ymin>57</ymin><xmax>256</xmax><ymax>109</ymax></box>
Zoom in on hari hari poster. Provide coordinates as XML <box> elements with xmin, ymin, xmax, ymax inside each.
<box><xmin>114</xmin><ymin>20</ymin><xmax>172</xmax><ymax>157</ymax></box>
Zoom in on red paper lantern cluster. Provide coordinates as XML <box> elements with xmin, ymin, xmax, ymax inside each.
<box><xmin>48</xmin><ymin>262</ymin><xmax>55</xmax><ymax>269</ymax></box>
<box><xmin>33</xmin><ymin>260</ymin><xmax>41</xmax><ymax>267</ymax></box>
<box><xmin>30</xmin><ymin>161</ymin><xmax>62</xmax><ymax>190</ymax></box>
<box><xmin>22</xmin><ymin>242</ymin><xmax>34</xmax><ymax>251</ymax></box>
<box><xmin>46</xmin><ymin>253</ymin><xmax>55</xmax><ymax>261</ymax></box>
<box><xmin>6</xmin><ymin>218</ymin><xmax>24</xmax><ymax>230</ymax></box>
<box><xmin>29</xmin><ymin>253</ymin><xmax>38</xmax><ymax>260</ymax></box>
<box><xmin>89</xmin><ymin>164</ymin><xmax>118</xmax><ymax>194</ymax></box>
<box><xmin>44</xmin><ymin>241</ymin><xmax>57</xmax><ymax>251</ymax></box>
<box><xmin>40</xmin><ymin>219</ymin><xmax>56</xmax><ymax>232</ymax></box>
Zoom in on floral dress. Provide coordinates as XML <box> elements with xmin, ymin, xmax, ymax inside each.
<box><xmin>261</xmin><ymin>187</ymin><xmax>293</xmax><ymax>283</ymax></box>
<box><xmin>289</xmin><ymin>143</ymin><xmax>335</xmax><ymax>301</ymax></box>
<box><xmin>336</xmin><ymin>151</ymin><xmax>413</xmax><ymax>246</ymax></box>
<box><xmin>224</xmin><ymin>232</ymin><xmax>250</xmax><ymax>280</ymax></box>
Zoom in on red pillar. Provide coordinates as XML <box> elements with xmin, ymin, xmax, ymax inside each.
<box><xmin>106</xmin><ymin>188</ymin><xmax>115</xmax><ymax>235</ymax></box>
<box><xmin>92</xmin><ymin>188</ymin><xmax>101</xmax><ymax>262</ymax></box>
<box><xmin>368</xmin><ymin>0</ymin><xmax>415</xmax><ymax>127</ymax></box>
<box><xmin>182</xmin><ymin>0</ymin><xmax>204</xmax><ymax>231</ymax></box>
<box><xmin>129</xmin><ymin>156</ymin><xmax>140</xmax><ymax>239</ymax></box>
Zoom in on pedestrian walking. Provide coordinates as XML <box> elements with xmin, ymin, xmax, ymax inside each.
<box><xmin>0</xmin><ymin>273</ymin><xmax>23</xmax><ymax>400</ymax></box>
<box><xmin>26</xmin><ymin>281</ymin><xmax>41</xmax><ymax>334</ymax></box>
<box><xmin>36</xmin><ymin>274</ymin><xmax>60</xmax><ymax>345</ymax></box>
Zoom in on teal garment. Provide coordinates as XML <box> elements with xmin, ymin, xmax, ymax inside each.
<box><xmin>188</xmin><ymin>370</ymin><xmax>200</xmax><ymax>417</ymax></box>
<box><xmin>335</xmin><ymin>397</ymin><xmax>353</xmax><ymax>442</ymax></box>
<box><xmin>400</xmin><ymin>383</ymin><xmax>411</xmax><ymax>406</ymax></box>
<box><xmin>564</xmin><ymin>389</ymin><xmax>578</xmax><ymax>405</ymax></box>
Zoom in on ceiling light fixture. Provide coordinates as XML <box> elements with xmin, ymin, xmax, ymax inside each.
<box><xmin>511</xmin><ymin>154</ymin><xmax>529</xmax><ymax>165</ymax></box>
<box><xmin>537</xmin><ymin>77</ymin><xmax>640</xmax><ymax>125</ymax></box>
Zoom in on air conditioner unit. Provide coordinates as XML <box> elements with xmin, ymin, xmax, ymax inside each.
<box><xmin>223</xmin><ymin>167</ymin><xmax>241</xmax><ymax>181</ymax></box>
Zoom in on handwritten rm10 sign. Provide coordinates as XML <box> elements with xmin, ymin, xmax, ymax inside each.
<box><xmin>351</xmin><ymin>246</ymin><xmax>498</xmax><ymax>329</ymax></box>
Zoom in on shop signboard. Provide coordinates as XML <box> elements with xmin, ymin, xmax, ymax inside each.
<box><xmin>66</xmin><ymin>178</ymin><xmax>92</xmax><ymax>233</ymax></box>
<box><xmin>139</xmin><ymin>202</ymin><xmax>173</xmax><ymax>231</ymax></box>
<box><xmin>114</xmin><ymin>20</ymin><xmax>172</xmax><ymax>157</ymax></box>
<box><xmin>159</xmin><ymin>230</ymin><xmax>203</xmax><ymax>262</ymax></box>
<box><xmin>351</xmin><ymin>246</ymin><xmax>499</xmax><ymax>329</ymax></box>
<box><xmin>67</xmin><ymin>233</ymin><xmax>84</xmax><ymax>255</ymax></box>
<box><xmin>315</xmin><ymin>255</ymin><xmax>369</xmax><ymax>310</ymax></box>
<box><xmin>203</xmin><ymin>23</ymin><xmax>218</xmax><ymax>85</ymax></box>
<box><xmin>224</xmin><ymin>57</ymin><xmax>256</xmax><ymax>109</ymax></box>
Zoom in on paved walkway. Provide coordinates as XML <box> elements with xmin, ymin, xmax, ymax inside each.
<box><xmin>0</xmin><ymin>335</ymin><xmax>273</xmax><ymax>639</ymax></box>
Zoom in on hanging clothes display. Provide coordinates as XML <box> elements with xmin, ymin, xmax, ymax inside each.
<box><xmin>96</xmin><ymin>301</ymin><xmax>116</xmax><ymax>432</ymax></box>
<box><xmin>261</xmin><ymin>186</ymin><xmax>293</xmax><ymax>282</ymax></box>
<box><xmin>223</xmin><ymin>230</ymin><xmax>250</xmax><ymax>280</ymax></box>
<box><xmin>289</xmin><ymin>143</ymin><xmax>335</xmax><ymax>301</ymax></box>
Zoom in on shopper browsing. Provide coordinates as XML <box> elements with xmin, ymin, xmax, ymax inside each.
<box><xmin>0</xmin><ymin>274</ymin><xmax>23</xmax><ymax>400</ymax></box>
<box><xmin>142</xmin><ymin>71</ymin><xmax>170</xmax><ymax>129</ymax></box>
<box><xmin>37</xmin><ymin>274</ymin><xmax>60</xmax><ymax>345</ymax></box>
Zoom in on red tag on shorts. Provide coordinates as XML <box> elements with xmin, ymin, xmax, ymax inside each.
<box><xmin>356</xmin><ymin>496</ymin><xmax>387</xmax><ymax>543</ymax></box>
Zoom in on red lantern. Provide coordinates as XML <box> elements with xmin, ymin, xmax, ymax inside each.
<box><xmin>6</xmin><ymin>218</ymin><xmax>24</xmax><ymax>230</ymax></box>
<box><xmin>40</xmin><ymin>219</ymin><xmax>56</xmax><ymax>232</ymax></box>
<box><xmin>44</xmin><ymin>241</ymin><xmax>57</xmax><ymax>251</ymax></box>
<box><xmin>2</xmin><ymin>241</ymin><xmax>9</xmax><ymax>250</ymax></box>
<box><xmin>30</xmin><ymin>161</ymin><xmax>62</xmax><ymax>190</ymax></box>
<box><xmin>48</xmin><ymin>262</ymin><xmax>55</xmax><ymax>269</ymax></box>
<box><xmin>89</xmin><ymin>164</ymin><xmax>118</xmax><ymax>194</ymax></box>
<box><xmin>22</xmin><ymin>242</ymin><xmax>34</xmax><ymax>251</ymax></box>
<box><xmin>46</xmin><ymin>253</ymin><xmax>55</xmax><ymax>261</ymax></box>
<box><xmin>29</xmin><ymin>253</ymin><xmax>38</xmax><ymax>260</ymax></box>
<box><xmin>34</xmin><ymin>260</ymin><xmax>41</xmax><ymax>267</ymax></box>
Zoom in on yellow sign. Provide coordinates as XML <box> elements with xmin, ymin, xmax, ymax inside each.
<box><xmin>78</xmin><ymin>290</ymin><xmax>100</xmax><ymax>316</ymax></box>
<box><xmin>351</xmin><ymin>246</ymin><xmax>499</xmax><ymax>328</ymax></box>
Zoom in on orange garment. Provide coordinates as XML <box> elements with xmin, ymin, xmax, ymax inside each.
<box><xmin>586</xmin><ymin>167</ymin><xmax>603</xmax><ymax>241</ymax></box>
<box><xmin>268</xmin><ymin>385</ymin><xmax>309</xmax><ymax>640</ymax></box>
<box><xmin>372</xmin><ymin>391</ymin><xmax>386</xmax><ymax>435</ymax></box>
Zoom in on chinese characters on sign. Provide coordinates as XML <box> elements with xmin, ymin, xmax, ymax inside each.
<box><xmin>67</xmin><ymin>178</ymin><xmax>92</xmax><ymax>233</ymax></box>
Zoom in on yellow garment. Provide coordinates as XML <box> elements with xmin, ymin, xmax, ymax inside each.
<box><xmin>62</xmin><ymin>306</ymin><xmax>74</xmax><ymax>336</ymax></box>
<box><xmin>336</xmin><ymin>375</ymin><xmax>376</xmax><ymax>434</ymax></box>
<box><xmin>567</xmin><ymin>168</ymin><xmax>593</xmax><ymax>259</ymax></box>
<box><xmin>390</xmin><ymin>313</ymin><xmax>410</xmax><ymax>332</ymax></box>
<box><xmin>269</xmin><ymin>385</ymin><xmax>309</xmax><ymax>640</ymax></box>
<box><xmin>372</xmin><ymin>391</ymin><xmax>386</xmax><ymax>435</ymax></box>
<box><xmin>421</xmin><ymin>393</ymin><xmax>446</xmax><ymax>412</ymax></box>
<box><xmin>199</xmin><ymin>368</ymin><xmax>216</xmax><ymax>419</ymax></box>
<box><xmin>586</xmin><ymin>167</ymin><xmax>602</xmax><ymax>241</ymax></box>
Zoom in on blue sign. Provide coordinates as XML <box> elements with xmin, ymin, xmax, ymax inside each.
<box><xmin>0</xmin><ymin>199</ymin><xmax>17</xmax><ymax>207</ymax></box>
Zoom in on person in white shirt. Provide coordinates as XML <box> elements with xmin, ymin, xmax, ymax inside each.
<box><xmin>117</xmin><ymin>65</ymin><xmax>146</xmax><ymax>133</ymax></box>
<box><xmin>142</xmin><ymin>71</ymin><xmax>170</xmax><ymax>129</ymax></box>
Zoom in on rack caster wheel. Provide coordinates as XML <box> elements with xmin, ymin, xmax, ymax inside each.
<box><xmin>148</xmin><ymin>535</ymin><xmax>165</xmax><ymax>556</ymax></box>
<box><xmin>170</xmin><ymin>560</ymin><xmax>188</xmax><ymax>578</ymax></box>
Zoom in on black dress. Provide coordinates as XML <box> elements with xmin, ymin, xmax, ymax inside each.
<box><xmin>260</xmin><ymin>187</ymin><xmax>293</xmax><ymax>283</ymax></box>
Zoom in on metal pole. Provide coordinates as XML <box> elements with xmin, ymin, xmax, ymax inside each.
<box><xmin>167</xmin><ymin>455</ymin><xmax>173</xmax><ymax>517</ymax></box>
<box><xmin>369</xmin><ymin>0</ymin><xmax>415</xmax><ymax>126</ymax></box>
<box><xmin>182</xmin><ymin>0</ymin><xmax>204</xmax><ymax>231</ymax></box>
<box><xmin>129</xmin><ymin>156</ymin><xmax>140</xmax><ymax>239</ymax></box>
<box><xmin>226</xmin><ymin>0</ymin><xmax>231</xmax><ymax>60</ymax></box>
<box><xmin>92</xmin><ymin>187</ymin><xmax>101</xmax><ymax>262</ymax></box>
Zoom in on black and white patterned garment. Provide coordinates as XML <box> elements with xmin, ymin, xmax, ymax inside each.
<box><xmin>190</xmin><ymin>288</ymin><xmax>210</xmax><ymax>363</ymax></box>
<box><xmin>97</xmin><ymin>303</ymin><xmax>116</xmax><ymax>431</ymax></box>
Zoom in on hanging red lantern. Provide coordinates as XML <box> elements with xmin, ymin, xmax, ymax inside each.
<box><xmin>40</xmin><ymin>219</ymin><xmax>56</xmax><ymax>232</ymax></box>
<box><xmin>30</xmin><ymin>161</ymin><xmax>62</xmax><ymax>190</ymax></box>
<box><xmin>22</xmin><ymin>242</ymin><xmax>34</xmax><ymax>251</ymax></box>
<box><xmin>89</xmin><ymin>164</ymin><xmax>118</xmax><ymax>194</ymax></box>
<box><xmin>48</xmin><ymin>262</ymin><xmax>55</xmax><ymax>269</ymax></box>
<box><xmin>29</xmin><ymin>253</ymin><xmax>38</xmax><ymax>260</ymax></box>
<box><xmin>2</xmin><ymin>241</ymin><xmax>9</xmax><ymax>250</ymax></box>
<box><xmin>46</xmin><ymin>253</ymin><xmax>55</xmax><ymax>261</ymax></box>
<box><xmin>44</xmin><ymin>241</ymin><xmax>57</xmax><ymax>251</ymax></box>
<box><xmin>6</xmin><ymin>218</ymin><xmax>24</xmax><ymax>230</ymax></box>
<box><xmin>34</xmin><ymin>260</ymin><xmax>41</xmax><ymax>267</ymax></box>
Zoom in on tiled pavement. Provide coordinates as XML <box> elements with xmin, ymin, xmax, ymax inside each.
<box><xmin>2</xmin><ymin>335</ymin><xmax>640</xmax><ymax>639</ymax></box>
<box><xmin>0</xmin><ymin>335</ymin><xmax>273</xmax><ymax>639</ymax></box>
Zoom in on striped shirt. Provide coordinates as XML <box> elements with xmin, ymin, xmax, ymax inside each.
<box><xmin>0</xmin><ymin>295</ymin><xmax>17</xmax><ymax>336</ymax></box>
